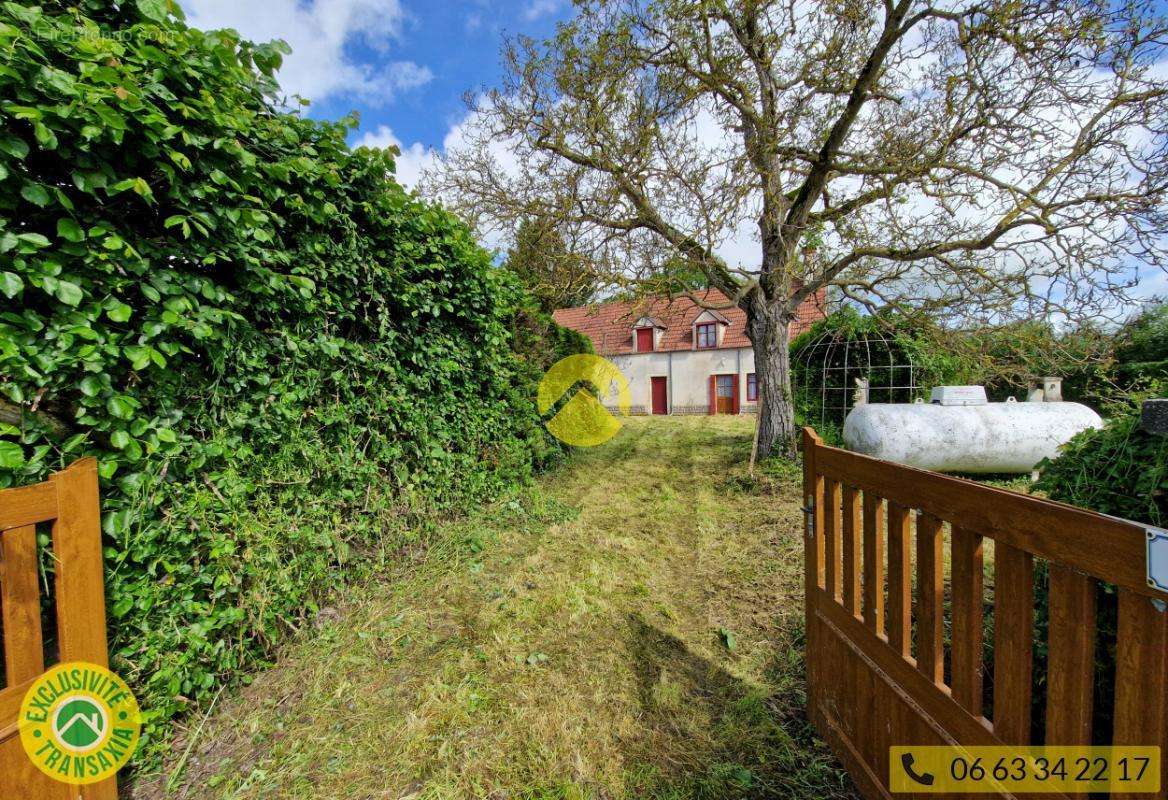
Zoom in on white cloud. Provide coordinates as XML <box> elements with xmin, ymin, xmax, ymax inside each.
<box><xmin>353</xmin><ymin>125</ymin><xmax>436</xmax><ymax>189</ymax></box>
<box><xmin>1135</xmin><ymin>265</ymin><xmax>1168</xmax><ymax>301</ymax></box>
<box><xmin>381</xmin><ymin>61</ymin><xmax>434</xmax><ymax>94</ymax></box>
<box><xmin>714</xmin><ymin>217</ymin><xmax>760</xmax><ymax>273</ymax></box>
<box><xmin>180</xmin><ymin>0</ymin><xmax>432</xmax><ymax>104</ymax></box>
<box><xmin>465</xmin><ymin>12</ymin><xmax>483</xmax><ymax>33</ymax></box>
<box><xmin>522</xmin><ymin>0</ymin><xmax>561</xmax><ymax>22</ymax></box>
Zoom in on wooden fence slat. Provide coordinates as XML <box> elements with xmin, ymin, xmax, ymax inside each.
<box><xmin>803</xmin><ymin>430</ymin><xmax>824</xmax><ymax>722</ymax></box>
<box><xmin>916</xmin><ymin>513</ymin><xmax>945</xmax><ymax>686</ymax></box>
<box><xmin>1045</xmin><ymin>564</ymin><xmax>1097</xmax><ymax>745</ymax></box>
<box><xmin>886</xmin><ymin>502</ymin><xmax>912</xmax><ymax>659</ymax></box>
<box><xmin>0</xmin><ymin>525</ymin><xmax>45</xmax><ymax>684</ymax></box>
<box><xmin>1111</xmin><ymin>589</ymin><xmax>1168</xmax><ymax>800</ymax></box>
<box><xmin>862</xmin><ymin>493</ymin><xmax>885</xmax><ymax>636</ymax></box>
<box><xmin>0</xmin><ymin>481</ymin><xmax>56</xmax><ymax>533</ymax></box>
<box><xmin>842</xmin><ymin>485</ymin><xmax>862</xmax><ymax>618</ymax></box>
<box><xmin>805</xmin><ymin>431</ymin><xmax>825</xmax><ymax>592</ymax></box>
<box><xmin>951</xmin><ymin>526</ymin><xmax>985</xmax><ymax>716</ymax></box>
<box><xmin>992</xmin><ymin>542</ymin><xmax>1034</xmax><ymax>745</ymax></box>
<box><xmin>825</xmin><ymin>478</ymin><xmax>841</xmax><ymax>601</ymax></box>
<box><xmin>50</xmin><ymin>458</ymin><xmax>109</xmax><ymax>667</ymax></box>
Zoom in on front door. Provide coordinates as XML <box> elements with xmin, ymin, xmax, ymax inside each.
<box><xmin>651</xmin><ymin>376</ymin><xmax>668</xmax><ymax>414</ymax></box>
<box><xmin>715</xmin><ymin>375</ymin><xmax>736</xmax><ymax>414</ymax></box>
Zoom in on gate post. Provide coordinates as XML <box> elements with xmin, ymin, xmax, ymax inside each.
<box><xmin>802</xmin><ymin>427</ymin><xmax>824</xmax><ymax>713</ymax></box>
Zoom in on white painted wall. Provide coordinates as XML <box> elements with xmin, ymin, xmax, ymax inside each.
<box><xmin>604</xmin><ymin>347</ymin><xmax>757</xmax><ymax>414</ymax></box>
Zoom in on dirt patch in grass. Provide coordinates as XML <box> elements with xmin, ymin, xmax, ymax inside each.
<box><xmin>130</xmin><ymin>417</ymin><xmax>856</xmax><ymax>800</ymax></box>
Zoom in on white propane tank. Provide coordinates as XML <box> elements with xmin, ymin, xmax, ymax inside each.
<box><xmin>842</xmin><ymin>387</ymin><xmax>1103</xmax><ymax>473</ymax></box>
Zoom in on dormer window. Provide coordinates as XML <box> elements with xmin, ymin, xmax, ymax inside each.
<box><xmin>691</xmin><ymin>308</ymin><xmax>729</xmax><ymax>349</ymax></box>
<box><xmin>696</xmin><ymin>323</ymin><xmax>717</xmax><ymax>349</ymax></box>
<box><xmin>631</xmin><ymin>316</ymin><xmax>664</xmax><ymax>352</ymax></box>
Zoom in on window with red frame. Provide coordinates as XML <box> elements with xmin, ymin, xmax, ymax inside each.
<box><xmin>696</xmin><ymin>322</ymin><xmax>717</xmax><ymax>348</ymax></box>
<box><xmin>747</xmin><ymin>372</ymin><xmax>758</xmax><ymax>401</ymax></box>
<box><xmin>636</xmin><ymin>327</ymin><xmax>654</xmax><ymax>351</ymax></box>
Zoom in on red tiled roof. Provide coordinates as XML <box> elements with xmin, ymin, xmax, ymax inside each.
<box><xmin>552</xmin><ymin>288</ymin><xmax>826</xmax><ymax>356</ymax></box>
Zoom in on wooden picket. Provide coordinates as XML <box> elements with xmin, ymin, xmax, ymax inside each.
<box><xmin>803</xmin><ymin>428</ymin><xmax>1168</xmax><ymax>800</ymax></box>
<box><xmin>0</xmin><ymin>457</ymin><xmax>116</xmax><ymax>800</ymax></box>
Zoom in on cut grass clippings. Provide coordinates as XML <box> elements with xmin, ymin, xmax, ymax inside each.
<box><xmin>130</xmin><ymin>416</ymin><xmax>857</xmax><ymax>800</ymax></box>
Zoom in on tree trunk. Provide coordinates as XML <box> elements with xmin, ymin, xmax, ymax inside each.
<box><xmin>745</xmin><ymin>293</ymin><xmax>797</xmax><ymax>460</ymax></box>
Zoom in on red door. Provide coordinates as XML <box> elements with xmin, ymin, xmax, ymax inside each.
<box><xmin>636</xmin><ymin>327</ymin><xmax>653</xmax><ymax>351</ymax></box>
<box><xmin>715</xmin><ymin>374</ymin><xmax>736</xmax><ymax>414</ymax></box>
<box><xmin>651</xmin><ymin>376</ymin><xmax>668</xmax><ymax>414</ymax></box>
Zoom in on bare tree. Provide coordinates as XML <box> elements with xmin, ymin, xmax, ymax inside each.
<box><xmin>423</xmin><ymin>0</ymin><xmax>1167</xmax><ymax>458</ymax></box>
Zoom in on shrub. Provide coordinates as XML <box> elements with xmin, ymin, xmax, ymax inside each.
<box><xmin>957</xmin><ymin>320</ymin><xmax>1117</xmax><ymax>406</ymax></box>
<box><xmin>1036</xmin><ymin>399</ymin><xmax>1168</xmax><ymax>526</ymax></box>
<box><xmin>1113</xmin><ymin>303</ymin><xmax>1168</xmax><ymax>390</ymax></box>
<box><xmin>0</xmin><ymin>0</ymin><xmax>580</xmax><ymax>759</ymax></box>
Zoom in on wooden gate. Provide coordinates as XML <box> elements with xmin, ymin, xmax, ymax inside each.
<box><xmin>802</xmin><ymin>428</ymin><xmax>1168</xmax><ymax>800</ymax></box>
<box><xmin>0</xmin><ymin>457</ymin><xmax>116</xmax><ymax>800</ymax></box>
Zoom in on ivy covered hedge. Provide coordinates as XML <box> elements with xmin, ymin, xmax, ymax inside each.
<box><xmin>0</xmin><ymin>0</ymin><xmax>579</xmax><ymax>758</ymax></box>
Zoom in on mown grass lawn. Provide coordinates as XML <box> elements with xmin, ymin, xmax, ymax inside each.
<box><xmin>132</xmin><ymin>416</ymin><xmax>856</xmax><ymax>800</ymax></box>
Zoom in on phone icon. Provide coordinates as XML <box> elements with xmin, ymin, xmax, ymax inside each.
<box><xmin>901</xmin><ymin>753</ymin><xmax>935</xmax><ymax>787</ymax></box>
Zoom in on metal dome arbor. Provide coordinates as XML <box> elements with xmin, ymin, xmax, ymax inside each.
<box><xmin>794</xmin><ymin>324</ymin><xmax>920</xmax><ymax>430</ymax></box>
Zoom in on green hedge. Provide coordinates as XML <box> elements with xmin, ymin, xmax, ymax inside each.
<box><xmin>0</xmin><ymin>0</ymin><xmax>578</xmax><ymax>758</ymax></box>
<box><xmin>1037</xmin><ymin>400</ymin><xmax>1168</xmax><ymax>527</ymax></box>
<box><xmin>1113</xmin><ymin>304</ymin><xmax>1168</xmax><ymax>391</ymax></box>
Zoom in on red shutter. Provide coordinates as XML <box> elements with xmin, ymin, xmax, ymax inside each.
<box><xmin>636</xmin><ymin>327</ymin><xmax>653</xmax><ymax>351</ymax></box>
<box><xmin>708</xmin><ymin>375</ymin><xmax>716</xmax><ymax>415</ymax></box>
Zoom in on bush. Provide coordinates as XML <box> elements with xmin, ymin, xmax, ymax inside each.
<box><xmin>948</xmin><ymin>306</ymin><xmax>1168</xmax><ymax>409</ymax></box>
<box><xmin>0</xmin><ymin>1</ymin><xmax>581</xmax><ymax>758</ymax></box>
<box><xmin>957</xmin><ymin>321</ymin><xmax>1117</xmax><ymax>406</ymax></box>
<box><xmin>1036</xmin><ymin>399</ymin><xmax>1168</xmax><ymax>526</ymax></box>
<box><xmin>1113</xmin><ymin>303</ymin><xmax>1168</xmax><ymax>390</ymax></box>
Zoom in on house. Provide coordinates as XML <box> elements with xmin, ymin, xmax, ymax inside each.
<box><xmin>552</xmin><ymin>288</ymin><xmax>827</xmax><ymax>414</ymax></box>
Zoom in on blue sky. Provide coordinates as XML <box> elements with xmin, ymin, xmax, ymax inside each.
<box><xmin>313</xmin><ymin>1</ymin><xmax>567</xmax><ymax>146</ymax></box>
<box><xmin>179</xmin><ymin>0</ymin><xmax>570</xmax><ymax>184</ymax></box>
